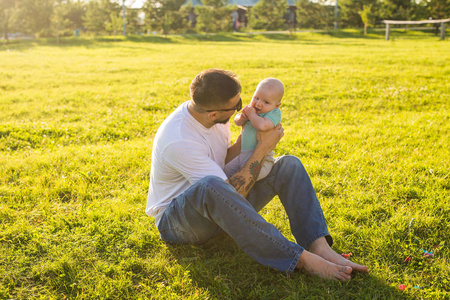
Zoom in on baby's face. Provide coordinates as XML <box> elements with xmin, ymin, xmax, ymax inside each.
<box><xmin>249</xmin><ymin>86</ymin><xmax>281</xmax><ymax>114</ymax></box>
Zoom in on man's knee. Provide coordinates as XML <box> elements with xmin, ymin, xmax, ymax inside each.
<box><xmin>273</xmin><ymin>155</ymin><xmax>309</xmax><ymax>180</ymax></box>
<box><xmin>201</xmin><ymin>175</ymin><xmax>227</xmax><ymax>187</ymax></box>
<box><xmin>198</xmin><ymin>175</ymin><xmax>236</xmax><ymax>194</ymax></box>
<box><xmin>278</xmin><ymin>155</ymin><xmax>304</xmax><ymax>169</ymax></box>
<box><xmin>200</xmin><ymin>175</ymin><xmax>244</xmax><ymax>203</ymax></box>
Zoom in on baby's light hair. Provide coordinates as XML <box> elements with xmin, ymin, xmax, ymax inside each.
<box><xmin>257</xmin><ymin>78</ymin><xmax>284</xmax><ymax>102</ymax></box>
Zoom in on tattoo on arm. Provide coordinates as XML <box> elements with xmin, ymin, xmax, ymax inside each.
<box><xmin>249</xmin><ymin>161</ymin><xmax>261</xmax><ymax>177</ymax></box>
<box><xmin>230</xmin><ymin>175</ymin><xmax>246</xmax><ymax>192</ymax></box>
<box><xmin>230</xmin><ymin>160</ymin><xmax>262</xmax><ymax>195</ymax></box>
<box><xmin>246</xmin><ymin>160</ymin><xmax>261</xmax><ymax>191</ymax></box>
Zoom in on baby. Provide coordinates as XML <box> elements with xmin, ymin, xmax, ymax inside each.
<box><xmin>224</xmin><ymin>78</ymin><xmax>284</xmax><ymax>181</ymax></box>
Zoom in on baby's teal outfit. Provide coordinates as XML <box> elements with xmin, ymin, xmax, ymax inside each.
<box><xmin>224</xmin><ymin>108</ymin><xmax>282</xmax><ymax>180</ymax></box>
<box><xmin>241</xmin><ymin>108</ymin><xmax>282</xmax><ymax>151</ymax></box>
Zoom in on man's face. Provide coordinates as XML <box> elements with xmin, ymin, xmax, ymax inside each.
<box><xmin>212</xmin><ymin>93</ymin><xmax>241</xmax><ymax>125</ymax></box>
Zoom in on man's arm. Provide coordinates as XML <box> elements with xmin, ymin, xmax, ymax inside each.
<box><xmin>225</xmin><ymin>134</ymin><xmax>242</xmax><ymax>164</ymax></box>
<box><xmin>226</xmin><ymin>124</ymin><xmax>284</xmax><ymax>197</ymax></box>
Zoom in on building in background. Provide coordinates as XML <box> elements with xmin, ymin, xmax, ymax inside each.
<box><xmin>182</xmin><ymin>0</ymin><xmax>297</xmax><ymax>29</ymax></box>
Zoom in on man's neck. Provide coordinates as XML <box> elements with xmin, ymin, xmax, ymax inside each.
<box><xmin>187</xmin><ymin>101</ymin><xmax>214</xmax><ymax>128</ymax></box>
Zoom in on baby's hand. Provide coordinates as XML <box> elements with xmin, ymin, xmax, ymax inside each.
<box><xmin>234</xmin><ymin>111</ymin><xmax>248</xmax><ymax>126</ymax></box>
<box><xmin>242</xmin><ymin>105</ymin><xmax>256</xmax><ymax>116</ymax></box>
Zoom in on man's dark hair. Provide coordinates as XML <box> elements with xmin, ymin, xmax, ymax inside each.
<box><xmin>190</xmin><ymin>69</ymin><xmax>241</xmax><ymax>109</ymax></box>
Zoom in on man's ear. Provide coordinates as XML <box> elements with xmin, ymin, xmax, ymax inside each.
<box><xmin>207</xmin><ymin>111</ymin><xmax>219</xmax><ymax>121</ymax></box>
<box><xmin>275</xmin><ymin>102</ymin><xmax>281</xmax><ymax>108</ymax></box>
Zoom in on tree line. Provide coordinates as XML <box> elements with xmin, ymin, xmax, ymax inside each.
<box><xmin>1</xmin><ymin>0</ymin><xmax>449</xmax><ymax>40</ymax></box>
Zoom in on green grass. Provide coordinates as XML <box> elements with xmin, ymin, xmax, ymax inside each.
<box><xmin>1</xmin><ymin>30</ymin><xmax>449</xmax><ymax>299</ymax></box>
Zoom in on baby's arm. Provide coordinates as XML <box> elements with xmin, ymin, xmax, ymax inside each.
<box><xmin>234</xmin><ymin>112</ymin><xmax>248</xmax><ymax>127</ymax></box>
<box><xmin>243</xmin><ymin>106</ymin><xmax>276</xmax><ymax>132</ymax></box>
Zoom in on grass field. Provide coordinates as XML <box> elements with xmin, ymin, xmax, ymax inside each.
<box><xmin>1</xmin><ymin>30</ymin><xmax>449</xmax><ymax>299</ymax></box>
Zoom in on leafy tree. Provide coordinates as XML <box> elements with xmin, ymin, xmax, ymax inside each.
<box><xmin>0</xmin><ymin>0</ymin><xmax>16</xmax><ymax>41</ymax></box>
<box><xmin>106</xmin><ymin>12</ymin><xmax>123</xmax><ymax>36</ymax></box>
<box><xmin>360</xmin><ymin>4</ymin><xmax>375</xmax><ymax>34</ymax></box>
<box><xmin>194</xmin><ymin>5</ymin><xmax>213</xmax><ymax>33</ymax></box>
<box><xmin>65</xmin><ymin>0</ymin><xmax>86</xmax><ymax>30</ymax></box>
<box><xmin>14</xmin><ymin>0</ymin><xmax>53</xmax><ymax>36</ymax></box>
<box><xmin>427</xmin><ymin>0</ymin><xmax>450</xmax><ymax>19</ymax></box>
<box><xmin>126</xmin><ymin>8</ymin><xmax>141</xmax><ymax>35</ymax></box>
<box><xmin>412</xmin><ymin>0</ymin><xmax>429</xmax><ymax>20</ymax></box>
<box><xmin>193</xmin><ymin>0</ymin><xmax>233</xmax><ymax>33</ymax></box>
<box><xmin>180</xmin><ymin>2</ymin><xmax>195</xmax><ymax>30</ymax></box>
<box><xmin>52</xmin><ymin>0</ymin><xmax>72</xmax><ymax>43</ymax></box>
<box><xmin>339</xmin><ymin>0</ymin><xmax>377</xmax><ymax>28</ymax></box>
<box><xmin>249</xmin><ymin>0</ymin><xmax>288</xmax><ymax>30</ymax></box>
<box><xmin>144</xmin><ymin>0</ymin><xmax>186</xmax><ymax>34</ymax></box>
<box><xmin>83</xmin><ymin>0</ymin><xmax>120</xmax><ymax>35</ymax></box>
<box><xmin>296</xmin><ymin>0</ymin><xmax>333</xmax><ymax>29</ymax></box>
<box><xmin>379</xmin><ymin>0</ymin><xmax>413</xmax><ymax>20</ymax></box>
<box><xmin>426</xmin><ymin>0</ymin><xmax>450</xmax><ymax>35</ymax></box>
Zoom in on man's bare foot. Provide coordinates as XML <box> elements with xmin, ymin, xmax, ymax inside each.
<box><xmin>296</xmin><ymin>250</ymin><xmax>353</xmax><ymax>281</ymax></box>
<box><xmin>308</xmin><ymin>237</ymin><xmax>370</xmax><ymax>274</ymax></box>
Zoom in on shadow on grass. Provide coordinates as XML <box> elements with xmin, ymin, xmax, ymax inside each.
<box><xmin>2</xmin><ymin>29</ymin><xmax>446</xmax><ymax>51</ymax></box>
<box><xmin>0</xmin><ymin>36</ymin><xmax>163</xmax><ymax>51</ymax></box>
<box><xmin>165</xmin><ymin>233</ymin><xmax>414</xmax><ymax>299</ymax></box>
<box><xmin>314</xmin><ymin>29</ymin><xmax>381</xmax><ymax>39</ymax></box>
<box><xmin>0</xmin><ymin>34</ymin><xmax>245</xmax><ymax>51</ymax></box>
<box><xmin>0</xmin><ymin>34</ymin><xmax>301</xmax><ymax>52</ymax></box>
<box><xmin>317</xmin><ymin>28</ymin><xmax>450</xmax><ymax>41</ymax></box>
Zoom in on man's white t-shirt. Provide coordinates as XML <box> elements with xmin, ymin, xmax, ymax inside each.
<box><xmin>146</xmin><ymin>101</ymin><xmax>230</xmax><ymax>226</ymax></box>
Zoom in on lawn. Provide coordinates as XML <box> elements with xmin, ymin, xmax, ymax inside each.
<box><xmin>0</xmin><ymin>30</ymin><xmax>449</xmax><ymax>299</ymax></box>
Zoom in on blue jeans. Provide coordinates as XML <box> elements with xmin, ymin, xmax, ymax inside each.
<box><xmin>157</xmin><ymin>155</ymin><xmax>332</xmax><ymax>273</ymax></box>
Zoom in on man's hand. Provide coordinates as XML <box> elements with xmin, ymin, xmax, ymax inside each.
<box><xmin>226</xmin><ymin>124</ymin><xmax>283</xmax><ymax>197</ymax></box>
<box><xmin>256</xmin><ymin>123</ymin><xmax>284</xmax><ymax>156</ymax></box>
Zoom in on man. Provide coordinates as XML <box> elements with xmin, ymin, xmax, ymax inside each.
<box><xmin>146</xmin><ymin>69</ymin><xmax>369</xmax><ymax>281</ymax></box>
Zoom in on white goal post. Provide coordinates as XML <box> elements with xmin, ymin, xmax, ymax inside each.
<box><xmin>382</xmin><ymin>19</ymin><xmax>450</xmax><ymax>40</ymax></box>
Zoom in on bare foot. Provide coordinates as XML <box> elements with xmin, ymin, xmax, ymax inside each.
<box><xmin>296</xmin><ymin>250</ymin><xmax>353</xmax><ymax>281</ymax></box>
<box><xmin>308</xmin><ymin>237</ymin><xmax>370</xmax><ymax>274</ymax></box>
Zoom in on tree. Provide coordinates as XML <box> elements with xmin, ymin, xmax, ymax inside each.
<box><xmin>52</xmin><ymin>0</ymin><xmax>72</xmax><ymax>43</ymax></box>
<box><xmin>126</xmin><ymin>8</ymin><xmax>141</xmax><ymax>35</ymax></box>
<box><xmin>144</xmin><ymin>0</ymin><xmax>186</xmax><ymax>34</ymax></box>
<box><xmin>339</xmin><ymin>0</ymin><xmax>378</xmax><ymax>28</ymax></box>
<box><xmin>249</xmin><ymin>0</ymin><xmax>288</xmax><ymax>30</ymax></box>
<box><xmin>427</xmin><ymin>0</ymin><xmax>450</xmax><ymax>19</ymax></box>
<box><xmin>379</xmin><ymin>0</ymin><xmax>413</xmax><ymax>20</ymax></box>
<box><xmin>65</xmin><ymin>0</ymin><xmax>86</xmax><ymax>30</ymax></box>
<box><xmin>360</xmin><ymin>4</ymin><xmax>375</xmax><ymax>34</ymax></box>
<box><xmin>0</xmin><ymin>0</ymin><xmax>15</xmax><ymax>42</ymax></box>
<box><xmin>180</xmin><ymin>2</ymin><xmax>195</xmax><ymax>30</ymax></box>
<box><xmin>14</xmin><ymin>0</ymin><xmax>53</xmax><ymax>36</ymax></box>
<box><xmin>409</xmin><ymin>0</ymin><xmax>429</xmax><ymax>20</ymax></box>
<box><xmin>426</xmin><ymin>0</ymin><xmax>450</xmax><ymax>35</ymax></box>
<box><xmin>193</xmin><ymin>0</ymin><xmax>233</xmax><ymax>33</ymax></box>
<box><xmin>83</xmin><ymin>0</ymin><xmax>120</xmax><ymax>35</ymax></box>
<box><xmin>106</xmin><ymin>12</ymin><xmax>123</xmax><ymax>37</ymax></box>
<box><xmin>296</xmin><ymin>0</ymin><xmax>333</xmax><ymax>29</ymax></box>
<box><xmin>194</xmin><ymin>5</ymin><xmax>214</xmax><ymax>33</ymax></box>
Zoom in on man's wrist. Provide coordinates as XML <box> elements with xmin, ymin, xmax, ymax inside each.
<box><xmin>253</xmin><ymin>144</ymin><xmax>270</xmax><ymax>160</ymax></box>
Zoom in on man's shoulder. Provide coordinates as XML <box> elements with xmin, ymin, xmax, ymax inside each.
<box><xmin>156</xmin><ymin>102</ymin><xmax>190</xmax><ymax>136</ymax></box>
